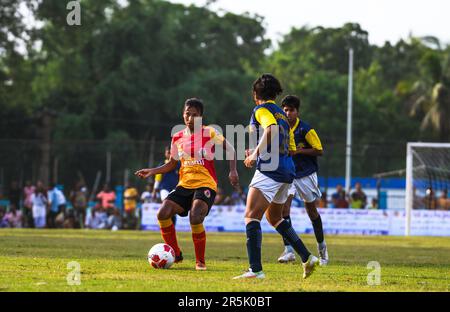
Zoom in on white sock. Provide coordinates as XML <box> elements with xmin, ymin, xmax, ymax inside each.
<box><xmin>318</xmin><ymin>241</ymin><xmax>326</xmax><ymax>249</ymax></box>
<box><xmin>285</xmin><ymin>245</ymin><xmax>294</xmax><ymax>253</ymax></box>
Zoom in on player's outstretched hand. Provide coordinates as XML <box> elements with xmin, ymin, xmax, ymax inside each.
<box><xmin>134</xmin><ymin>168</ymin><xmax>155</xmax><ymax>179</ymax></box>
<box><xmin>228</xmin><ymin>169</ymin><xmax>240</xmax><ymax>190</ymax></box>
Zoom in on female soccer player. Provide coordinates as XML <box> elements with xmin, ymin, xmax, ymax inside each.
<box><xmin>135</xmin><ymin>98</ymin><xmax>239</xmax><ymax>270</ymax></box>
<box><xmin>233</xmin><ymin>74</ymin><xmax>319</xmax><ymax>280</ymax></box>
<box><xmin>277</xmin><ymin>95</ymin><xmax>328</xmax><ymax>266</ymax></box>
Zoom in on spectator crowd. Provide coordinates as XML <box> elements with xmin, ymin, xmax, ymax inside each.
<box><xmin>0</xmin><ymin>178</ymin><xmax>251</xmax><ymax>230</ymax></box>
<box><xmin>0</xmin><ymin>179</ymin><xmax>449</xmax><ymax>230</ymax></box>
<box><xmin>0</xmin><ymin>180</ymin><xmax>159</xmax><ymax>230</ymax></box>
<box><xmin>326</xmin><ymin>182</ymin><xmax>449</xmax><ymax>210</ymax></box>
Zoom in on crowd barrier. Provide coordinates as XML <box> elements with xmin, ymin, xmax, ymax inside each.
<box><xmin>141</xmin><ymin>203</ymin><xmax>450</xmax><ymax>236</ymax></box>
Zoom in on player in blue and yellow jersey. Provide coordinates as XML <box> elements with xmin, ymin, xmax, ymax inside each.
<box><xmin>278</xmin><ymin>95</ymin><xmax>329</xmax><ymax>266</ymax></box>
<box><xmin>233</xmin><ymin>74</ymin><xmax>319</xmax><ymax>280</ymax></box>
<box><xmin>153</xmin><ymin>146</ymin><xmax>180</xmax><ymax>203</ymax></box>
<box><xmin>136</xmin><ymin>98</ymin><xmax>239</xmax><ymax>271</ymax></box>
<box><xmin>153</xmin><ymin>146</ymin><xmax>180</xmax><ymax>225</ymax></box>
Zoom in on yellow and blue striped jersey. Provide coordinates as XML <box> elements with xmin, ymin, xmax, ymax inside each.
<box><xmin>250</xmin><ymin>101</ymin><xmax>296</xmax><ymax>183</ymax></box>
<box><xmin>291</xmin><ymin>117</ymin><xmax>323</xmax><ymax>178</ymax></box>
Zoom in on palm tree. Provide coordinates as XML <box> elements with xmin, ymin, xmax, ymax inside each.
<box><xmin>421</xmin><ymin>82</ymin><xmax>450</xmax><ymax>141</ymax></box>
<box><xmin>408</xmin><ymin>39</ymin><xmax>450</xmax><ymax>141</ymax></box>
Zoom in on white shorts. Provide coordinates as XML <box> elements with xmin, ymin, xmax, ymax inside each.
<box><xmin>160</xmin><ymin>189</ymin><xmax>170</xmax><ymax>201</ymax></box>
<box><xmin>289</xmin><ymin>172</ymin><xmax>322</xmax><ymax>203</ymax></box>
<box><xmin>249</xmin><ymin>170</ymin><xmax>291</xmax><ymax>204</ymax></box>
<box><xmin>288</xmin><ymin>184</ymin><xmax>296</xmax><ymax>196</ymax></box>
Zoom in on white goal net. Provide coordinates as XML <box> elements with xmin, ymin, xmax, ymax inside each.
<box><xmin>405</xmin><ymin>142</ymin><xmax>450</xmax><ymax>235</ymax></box>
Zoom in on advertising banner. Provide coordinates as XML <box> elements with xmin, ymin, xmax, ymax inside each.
<box><xmin>141</xmin><ymin>203</ymin><xmax>450</xmax><ymax>236</ymax></box>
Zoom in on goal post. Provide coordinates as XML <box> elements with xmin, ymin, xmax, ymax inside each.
<box><xmin>405</xmin><ymin>142</ymin><xmax>450</xmax><ymax>236</ymax></box>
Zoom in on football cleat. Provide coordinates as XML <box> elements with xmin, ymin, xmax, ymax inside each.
<box><xmin>195</xmin><ymin>262</ymin><xmax>207</xmax><ymax>271</ymax></box>
<box><xmin>278</xmin><ymin>251</ymin><xmax>296</xmax><ymax>263</ymax></box>
<box><xmin>318</xmin><ymin>243</ymin><xmax>329</xmax><ymax>266</ymax></box>
<box><xmin>302</xmin><ymin>255</ymin><xmax>319</xmax><ymax>279</ymax></box>
<box><xmin>233</xmin><ymin>269</ymin><xmax>265</xmax><ymax>279</ymax></box>
<box><xmin>174</xmin><ymin>252</ymin><xmax>183</xmax><ymax>264</ymax></box>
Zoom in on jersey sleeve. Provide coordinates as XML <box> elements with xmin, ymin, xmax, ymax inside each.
<box><xmin>207</xmin><ymin>127</ymin><xmax>225</xmax><ymax>145</ymax></box>
<box><xmin>154</xmin><ymin>161</ymin><xmax>165</xmax><ymax>183</ymax></box>
<box><xmin>154</xmin><ymin>173</ymin><xmax>163</xmax><ymax>182</ymax></box>
<box><xmin>305</xmin><ymin>129</ymin><xmax>323</xmax><ymax>150</ymax></box>
<box><xmin>170</xmin><ymin>134</ymin><xmax>181</xmax><ymax>160</ymax></box>
<box><xmin>289</xmin><ymin>128</ymin><xmax>297</xmax><ymax>152</ymax></box>
<box><xmin>254</xmin><ymin>107</ymin><xmax>277</xmax><ymax>129</ymax></box>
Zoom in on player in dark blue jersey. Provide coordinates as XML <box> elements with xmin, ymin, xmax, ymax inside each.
<box><xmin>153</xmin><ymin>146</ymin><xmax>180</xmax><ymax>202</ymax></box>
<box><xmin>278</xmin><ymin>95</ymin><xmax>328</xmax><ymax>266</ymax></box>
<box><xmin>153</xmin><ymin>146</ymin><xmax>180</xmax><ymax>225</ymax></box>
<box><xmin>233</xmin><ymin>74</ymin><xmax>319</xmax><ymax>280</ymax></box>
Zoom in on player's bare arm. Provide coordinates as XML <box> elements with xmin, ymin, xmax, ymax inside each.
<box><xmin>244</xmin><ymin>124</ymin><xmax>274</xmax><ymax>168</ymax></box>
<box><xmin>293</xmin><ymin>147</ymin><xmax>323</xmax><ymax>156</ymax></box>
<box><xmin>135</xmin><ymin>157</ymin><xmax>178</xmax><ymax>179</ymax></box>
<box><xmin>223</xmin><ymin>139</ymin><xmax>240</xmax><ymax>188</ymax></box>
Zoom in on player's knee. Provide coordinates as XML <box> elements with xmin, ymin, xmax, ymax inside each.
<box><xmin>245</xmin><ymin>209</ymin><xmax>262</xmax><ymax>221</ymax></box>
<box><xmin>265</xmin><ymin>212</ymin><xmax>281</xmax><ymax>227</ymax></box>
<box><xmin>157</xmin><ymin>204</ymin><xmax>173</xmax><ymax>221</ymax></box>
<box><xmin>189</xmin><ymin>206</ymin><xmax>207</xmax><ymax>224</ymax></box>
<box><xmin>189</xmin><ymin>214</ymin><xmax>204</xmax><ymax>225</ymax></box>
<box><xmin>189</xmin><ymin>212</ymin><xmax>205</xmax><ymax>225</ymax></box>
<box><xmin>309</xmin><ymin>212</ymin><xmax>319</xmax><ymax>220</ymax></box>
<box><xmin>265</xmin><ymin>214</ymin><xmax>277</xmax><ymax>227</ymax></box>
<box><xmin>305</xmin><ymin>204</ymin><xmax>319</xmax><ymax>220</ymax></box>
<box><xmin>157</xmin><ymin>209</ymin><xmax>170</xmax><ymax>221</ymax></box>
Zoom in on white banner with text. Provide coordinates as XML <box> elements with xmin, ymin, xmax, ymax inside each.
<box><xmin>141</xmin><ymin>203</ymin><xmax>450</xmax><ymax>236</ymax></box>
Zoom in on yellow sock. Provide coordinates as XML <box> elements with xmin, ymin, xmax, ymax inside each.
<box><xmin>191</xmin><ymin>223</ymin><xmax>205</xmax><ymax>234</ymax></box>
<box><xmin>158</xmin><ymin>218</ymin><xmax>173</xmax><ymax>228</ymax></box>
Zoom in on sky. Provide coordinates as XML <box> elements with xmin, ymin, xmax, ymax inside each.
<box><xmin>168</xmin><ymin>0</ymin><xmax>450</xmax><ymax>46</ymax></box>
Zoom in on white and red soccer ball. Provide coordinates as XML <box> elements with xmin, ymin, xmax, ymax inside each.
<box><xmin>147</xmin><ymin>243</ymin><xmax>175</xmax><ymax>269</ymax></box>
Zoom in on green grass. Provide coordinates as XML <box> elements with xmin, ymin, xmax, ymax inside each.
<box><xmin>0</xmin><ymin>229</ymin><xmax>449</xmax><ymax>292</ymax></box>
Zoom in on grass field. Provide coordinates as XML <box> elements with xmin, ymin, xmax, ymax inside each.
<box><xmin>0</xmin><ymin>229</ymin><xmax>449</xmax><ymax>292</ymax></box>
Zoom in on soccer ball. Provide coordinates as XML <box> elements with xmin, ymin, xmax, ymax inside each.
<box><xmin>147</xmin><ymin>243</ymin><xmax>175</xmax><ymax>269</ymax></box>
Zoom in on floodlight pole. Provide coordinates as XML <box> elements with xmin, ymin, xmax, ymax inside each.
<box><xmin>345</xmin><ymin>48</ymin><xmax>354</xmax><ymax>194</ymax></box>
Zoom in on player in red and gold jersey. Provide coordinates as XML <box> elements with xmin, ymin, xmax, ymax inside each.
<box><xmin>135</xmin><ymin>98</ymin><xmax>239</xmax><ymax>270</ymax></box>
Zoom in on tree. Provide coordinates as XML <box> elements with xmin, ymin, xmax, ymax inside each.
<box><xmin>12</xmin><ymin>0</ymin><xmax>269</xmax><ymax>187</ymax></box>
<box><xmin>407</xmin><ymin>42</ymin><xmax>450</xmax><ymax>141</ymax></box>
